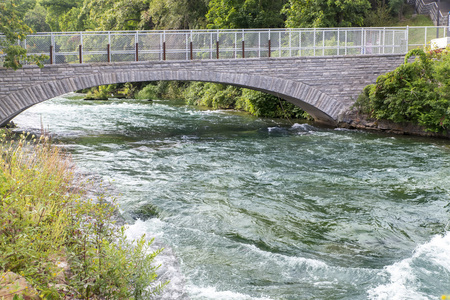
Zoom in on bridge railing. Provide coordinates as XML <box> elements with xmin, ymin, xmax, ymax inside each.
<box><xmin>0</xmin><ymin>27</ymin><xmax>447</xmax><ymax>66</ymax></box>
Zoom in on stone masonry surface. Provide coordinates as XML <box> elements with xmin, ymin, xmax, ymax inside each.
<box><xmin>0</xmin><ymin>54</ymin><xmax>405</xmax><ymax>126</ymax></box>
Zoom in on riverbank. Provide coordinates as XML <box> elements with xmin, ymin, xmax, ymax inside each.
<box><xmin>338</xmin><ymin>110</ymin><xmax>450</xmax><ymax>138</ymax></box>
<box><xmin>0</xmin><ymin>130</ymin><xmax>166</xmax><ymax>299</ymax></box>
<box><xmin>10</xmin><ymin>95</ymin><xmax>450</xmax><ymax>299</ymax></box>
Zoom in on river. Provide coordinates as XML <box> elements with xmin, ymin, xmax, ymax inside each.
<box><xmin>13</xmin><ymin>94</ymin><xmax>450</xmax><ymax>300</ymax></box>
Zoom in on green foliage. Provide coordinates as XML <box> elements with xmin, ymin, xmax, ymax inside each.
<box><xmin>184</xmin><ymin>82</ymin><xmax>240</xmax><ymax>108</ymax></box>
<box><xmin>364</xmin><ymin>0</ymin><xmax>392</xmax><ymax>27</ymax></box>
<box><xmin>137</xmin><ymin>81</ymin><xmax>185</xmax><ymax>100</ymax></box>
<box><xmin>354</xmin><ymin>49</ymin><xmax>450</xmax><ymax>132</ymax></box>
<box><xmin>85</xmin><ymin>85</ymin><xmax>113</xmax><ymax>100</ymax></box>
<box><xmin>0</xmin><ymin>0</ymin><xmax>47</xmax><ymax>70</ymax></box>
<box><xmin>144</xmin><ymin>0</ymin><xmax>209</xmax><ymax>29</ymax></box>
<box><xmin>0</xmin><ymin>132</ymin><xmax>166</xmax><ymax>298</ymax></box>
<box><xmin>183</xmin><ymin>82</ymin><xmax>311</xmax><ymax>119</ymax></box>
<box><xmin>388</xmin><ymin>0</ymin><xmax>405</xmax><ymax>20</ymax></box>
<box><xmin>206</xmin><ymin>0</ymin><xmax>286</xmax><ymax>29</ymax></box>
<box><xmin>40</xmin><ymin>0</ymin><xmax>84</xmax><ymax>31</ymax></box>
<box><xmin>184</xmin><ymin>82</ymin><xmax>207</xmax><ymax>105</ymax></box>
<box><xmin>85</xmin><ymin>84</ymin><xmax>140</xmax><ymax>100</ymax></box>
<box><xmin>236</xmin><ymin>89</ymin><xmax>311</xmax><ymax>119</ymax></box>
<box><xmin>66</xmin><ymin>199</ymin><xmax>167</xmax><ymax>299</ymax></box>
<box><xmin>24</xmin><ymin>4</ymin><xmax>51</xmax><ymax>32</ymax></box>
<box><xmin>283</xmin><ymin>0</ymin><xmax>371</xmax><ymax>28</ymax></box>
<box><xmin>136</xmin><ymin>84</ymin><xmax>160</xmax><ymax>100</ymax></box>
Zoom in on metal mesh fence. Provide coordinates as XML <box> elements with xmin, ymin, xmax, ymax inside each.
<box><xmin>0</xmin><ymin>27</ymin><xmax>448</xmax><ymax>67</ymax></box>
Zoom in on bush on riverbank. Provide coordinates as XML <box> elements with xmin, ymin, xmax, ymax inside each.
<box><xmin>85</xmin><ymin>80</ymin><xmax>312</xmax><ymax>120</ymax></box>
<box><xmin>136</xmin><ymin>81</ymin><xmax>185</xmax><ymax>100</ymax></box>
<box><xmin>0</xmin><ymin>130</ymin><xmax>166</xmax><ymax>299</ymax></box>
<box><xmin>183</xmin><ymin>82</ymin><xmax>312</xmax><ymax>119</ymax></box>
<box><xmin>354</xmin><ymin>48</ymin><xmax>450</xmax><ymax>133</ymax></box>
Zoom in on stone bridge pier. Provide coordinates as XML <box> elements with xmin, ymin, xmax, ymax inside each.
<box><xmin>0</xmin><ymin>54</ymin><xmax>405</xmax><ymax>127</ymax></box>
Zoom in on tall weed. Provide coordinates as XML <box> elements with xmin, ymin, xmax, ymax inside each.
<box><xmin>0</xmin><ymin>130</ymin><xmax>166</xmax><ymax>299</ymax></box>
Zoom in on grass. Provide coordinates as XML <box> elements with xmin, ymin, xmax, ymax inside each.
<box><xmin>0</xmin><ymin>130</ymin><xmax>167</xmax><ymax>299</ymax></box>
<box><xmin>390</xmin><ymin>5</ymin><xmax>435</xmax><ymax>27</ymax></box>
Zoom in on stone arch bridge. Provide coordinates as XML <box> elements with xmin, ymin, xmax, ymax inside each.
<box><xmin>0</xmin><ymin>54</ymin><xmax>405</xmax><ymax>127</ymax></box>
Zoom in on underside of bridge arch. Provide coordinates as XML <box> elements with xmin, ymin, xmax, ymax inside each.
<box><xmin>0</xmin><ymin>69</ymin><xmax>347</xmax><ymax>127</ymax></box>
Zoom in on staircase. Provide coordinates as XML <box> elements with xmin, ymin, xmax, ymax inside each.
<box><xmin>408</xmin><ymin>0</ymin><xmax>450</xmax><ymax>25</ymax></box>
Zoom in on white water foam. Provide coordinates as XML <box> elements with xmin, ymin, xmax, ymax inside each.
<box><xmin>187</xmin><ymin>285</ymin><xmax>273</xmax><ymax>300</ymax></box>
<box><xmin>242</xmin><ymin>243</ymin><xmax>328</xmax><ymax>270</ymax></box>
<box><xmin>368</xmin><ymin>232</ymin><xmax>450</xmax><ymax>300</ymax></box>
<box><xmin>126</xmin><ymin>219</ymin><xmax>189</xmax><ymax>300</ymax></box>
<box><xmin>290</xmin><ymin>123</ymin><xmax>317</xmax><ymax>132</ymax></box>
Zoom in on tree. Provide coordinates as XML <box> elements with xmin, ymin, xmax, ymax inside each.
<box><xmin>388</xmin><ymin>0</ymin><xmax>405</xmax><ymax>20</ymax></box>
<box><xmin>142</xmin><ymin>0</ymin><xmax>209</xmax><ymax>29</ymax></box>
<box><xmin>40</xmin><ymin>0</ymin><xmax>84</xmax><ymax>31</ymax></box>
<box><xmin>283</xmin><ymin>0</ymin><xmax>371</xmax><ymax>28</ymax></box>
<box><xmin>24</xmin><ymin>4</ymin><xmax>51</xmax><ymax>32</ymax></box>
<box><xmin>206</xmin><ymin>0</ymin><xmax>287</xmax><ymax>29</ymax></box>
<box><xmin>0</xmin><ymin>0</ymin><xmax>46</xmax><ymax>70</ymax></box>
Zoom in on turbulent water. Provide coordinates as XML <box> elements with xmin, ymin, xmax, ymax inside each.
<box><xmin>13</xmin><ymin>94</ymin><xmax>450</xmax><ymax>300</ymax></box>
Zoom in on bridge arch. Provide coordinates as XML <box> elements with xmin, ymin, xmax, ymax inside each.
<box><xmin>0</xmin><ymin>67</ymin><xmax>345</xmax><ymax>127</ymax></box>
<box><xmin>0</xmin><ymin>55</ymin><xmax>407</xmax><ymax>127</ymax></box>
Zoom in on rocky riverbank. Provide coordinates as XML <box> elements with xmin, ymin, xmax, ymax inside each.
<box><xmin>338</xmin><ymin>110</ymin><xmax>450</xmax><ymax>139</ymax></box>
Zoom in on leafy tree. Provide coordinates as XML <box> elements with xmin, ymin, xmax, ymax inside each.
<box><xmin>206</xmin><ymin>0</ymin><xmax>287</xmax><ymax>29</ymax></box>
<box><xmin>40</xmin><ymin>0</ymin><xmax>84</xmax><ymax>31</ymax></box>
<box><xmin>24</xmin><ymin>3</ymin><xmax>51</xmax><ymax>32</ymax></box>
<box><xmin>388</xmin><ymin>0</ymin><xmax>405</xmax><ymax>20</ymax></box>
<box><xmin>0</xmin><ymin>0</ymin><xmax>46</xmax><ymax>70</ymax></box>
<box><xmin>283</xmin><ymin>0</ymin><xmax>371</xmax><ymax>28</ymax></box>
<box><xmin>79</xmin><ymin>0</ymin><xmax>149</xmax><ymax>30</ymax></box>
<box><xmin>142</xmin><ymin>0</ymin><xmax>209</xmax><ymax>29</ymax></box>
<box><xmin>364</xmin><ymin>0</ymin><xmax>391</xmax><ymax>26</ymax></box>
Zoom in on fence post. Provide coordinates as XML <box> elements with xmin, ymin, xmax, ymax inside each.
<box><xmin>279</xmin><ymin>31</ymin><xmax>282</xmax><ymax>57</ymax></box>
<box><xmin>258</xmin><ymin>32</ymin><xmax>261</xmax><ymax>58</ymax></box>
<box><xmin>216</xmin><ymin>41</ymin><xmax>219</xmax><ymax>59</ymax></box>
<box><xmin>108</xmin><ymin>32</ymin><xmax>111</xmax><ymax>62</ymax></box>
<box><xmin>289</xmin><ymin>28</ymin><xmax>292</xmax><ymax>57</ymax></box>
<box><xmin>163</xmin><ymin>31</ymin><xmax>166</xmax><ymax>60</ymax></box>
<box><xmin>437</xmin><ymin>0</ymin><xmax>441</xmax><ymax>37</ymax></box>
<box><xmin>337</xmin><ymin>28</ymin><xmax>340</xmax><ymax>55</ymax></box>
<box><xmin>406</xmin><ymin>25</ymin><xmax>409</xmax><ymax>53</ymax></box>
<box><xmin>313</xmin><ymin>28</ymin><xmax>316</xmax><ymax>56</ymax></box>
<box><xmin>322</xmin><ymin>30</ymin><xmax>325</xmax><ymax>56</ymax></box>
<box><xmin>216</xmin><ymin>31</ymin><xmax>220</xmax><ymax>59</ymax></box>
<box><xmin>79</xmin><ymin>32</ymin><xmax>83</xmax><ymax>63</ymax></box>
<box><xmin>345</xmin><ymin>29</ymin><xmax>348</xmax><ymax>55</ymax></box>
<box><xmin>135</xmin><ymin>32</ymin><xmax>139</xmax><ymax>61</ymax></box>
<box><xmin>136</xmin><ymin>43</ymin><xmax>139</xmax><ymax>61</ymax></box>
<box><xmin>163</xmin><ymin>42</ymin><xmax>166</xmax><ymax>60</ymax></box>
<box><xmin>242</xmin><ymin>40</ymin><xmax>245</xmax><ymax>58</ymax></box>
<box><xmin>268</xmin><ymin>39</ymin><xmax>271</xmax><ymax>58</ymax></box>
<box><xmin>361</xmin><ymin>28</ymin><xmax>365</xmax><ymax>54</ymax></box>
<box><xmin>190</xmin><ymin>31</ymin><xmax>193</xmax><ymax>60</ymax></box>
<box><xmin>51</xmin><ymin>33</ymin><xmax>55</xmax><ymax>64</ymax></box>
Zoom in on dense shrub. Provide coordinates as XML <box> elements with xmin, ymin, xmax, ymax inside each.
<box><xmin>184</xmin><ymin>82</ymin><xmax>311</xmax><ymax>119</ymax></box>
<box><xmin>354</xmin><ymin>48</ymin><xmax>450</xmax><ymax>132</ymax></box>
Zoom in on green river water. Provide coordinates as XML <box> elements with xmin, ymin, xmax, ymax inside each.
<box><xmin>13</xmin><ymin>95</ymin><xmax>450</xmax><ymax>300</ymax></box>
